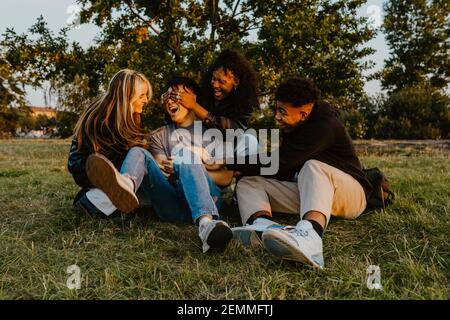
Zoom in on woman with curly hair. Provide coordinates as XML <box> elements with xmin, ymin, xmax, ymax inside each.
<box><xmin>166</xmin><ymin>48</ymin><xmax>259</xmax><ymax>131</ymax></box>
<box><xmin>164</xmin><ymin>49</ymin><xmax>260</xmax><ymax>162</ymax></box>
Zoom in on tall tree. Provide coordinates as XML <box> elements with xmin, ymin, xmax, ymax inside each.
<box><xmin>382</xmin><ymin>0</ymin><xmax>450</xmax><ymax>91</ymax></box>
<box><xmin>0</xmin><ymin>54</ymin><xmax>28</xmax><ymax>134</ymax></box>
<box><xmin>249</xmin><ymin>0</ymin><xmax>376</xmax><ymax>106</ymax></box>
<box><xmin>0</xmin><ymin>54</ymin><xmax>26</xmax><ymax>110</ymax></box>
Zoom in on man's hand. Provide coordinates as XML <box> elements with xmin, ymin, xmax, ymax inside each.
<box><xmin>161</xmin><ymin>157</ymin><xmax>174</xmax><ymax>175</ymax></box>
<box><xmin>157</xmin><ymin>163</ymin><xmax>170</xmax><ymax>178</ymax></box>
<box><xmin>153</xmin><ymin>154</ymin><xmax>173</xmax><ymax>179</ymax></box>
<box><xmin>204</xmin><ymin>162</ymin><xmax>225</xmax><ymax>171</ymax></box>
<box><xmin>185</xmin><ymin>146</ymin><xmax>215</xmax><ymax>165</ymax></box>
<box><xmin>160</xmin><ymin>157</ymin><xmax>177</xmax><ymax>183</ymax></box>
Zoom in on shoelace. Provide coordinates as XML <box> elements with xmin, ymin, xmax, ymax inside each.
<box><xmin>290</xmin><ymin>227</ymin><xmax>309</xmax><ymax>238</ymax></box>
<box><xmin>200</xmin><ymin>220</ymin><xmax>213</xmax><ymax>233</ymax></box>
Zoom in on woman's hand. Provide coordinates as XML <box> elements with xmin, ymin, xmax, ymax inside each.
<box><xmin>169</xmin><ymin>86</ymin><xmax>198</xmax><ymax>110</ymax></box>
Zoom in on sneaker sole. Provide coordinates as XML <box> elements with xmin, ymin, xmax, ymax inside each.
<box><xmin>74</xmin><ymin>201</ymin><xmax>92</xmax><ymax>217</ymax></box>
<box><xmin>207</xmin><ymin>222</ymin><xmax>233</xmax><ymax>252</ymax></box>
<box><xmin>232</xmin><ymin>228</ymin><xmax>263</xmax><ymax>247</ymax></box>
<box><xmin>74</xmin><ymin>201</ymin><xmax>107</xmax><ymax>218</ymax></box>
<box><xmin>86</xmin><ymin>153</ymin><xmax>139</xmax><ymax>214</ymax></box>
<box><xmin>262</xmin><ymin>230</ymin><xmax>323</xmax><ymax>269</ymax></box>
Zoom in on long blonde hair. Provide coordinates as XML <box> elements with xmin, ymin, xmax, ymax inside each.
<box><xmin>74</xmin><ymin>69</ymin><xmax>152</xmax><ymax>154</ymax></box>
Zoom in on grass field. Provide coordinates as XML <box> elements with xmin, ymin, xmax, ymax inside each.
<box><xmin>0</xmin><ymin>139</ymin><xmax>448</xmax><ymax>300</ymax></box>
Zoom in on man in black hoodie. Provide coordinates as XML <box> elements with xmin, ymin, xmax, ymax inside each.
<box><xmin>228</xmin><ymin>77</ymin><xmax>372</xmax><ymax>269</ymax></box>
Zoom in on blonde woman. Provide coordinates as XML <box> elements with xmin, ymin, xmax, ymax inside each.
<box><xmin>84</xmin><ymin>76</ymin><xmax>236</xmax><ymax>253</ymax></box>
<box><xmin>68</xmin><ymin>69</ymin><xmax>152</xmax><ymax>216</ymax></box>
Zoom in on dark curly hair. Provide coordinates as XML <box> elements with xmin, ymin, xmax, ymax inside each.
<box><xmin>166</xmin><ymin>75</ymin><xmax>201</xmax><ymax>96</ymax></box>
<box><xmin>200</xmin><ymin>49</ymin><xmax>259</xmax><ymax>114</ymax></box>
<box><xmin>275</xmin><ymin>77</ymin><xmax>321</xmax><ymax>107</ymax></box>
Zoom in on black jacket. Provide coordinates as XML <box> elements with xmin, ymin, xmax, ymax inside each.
<box><xmin>67</xmin><ymin>136</ymin><xmax>127</xmax><ymax>189</ymax></box>
<box><xmin>202</xmin><ymin>95</ymin><xmax>253</xmax><ymax>131</ymax></box>
<box><xmin>227</xmin><ymin>101</ymin><xmax>373</xmax><ymax>198</ymax></box>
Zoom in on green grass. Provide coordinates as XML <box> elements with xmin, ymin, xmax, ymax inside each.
<box><xmin>0</xmin><ymin>139</ymin><xmax>448</xmax><ymax>300</ymax></box>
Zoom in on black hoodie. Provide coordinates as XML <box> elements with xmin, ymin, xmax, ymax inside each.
<box><xmin>226</xmin><ymin>101</ymin><xmax>373</xmax><ymax>198</ymax></box>
<box><xmin>201</xmin><ymin>95</ymin><xmax>254</xmax><ymax>131</ymax></box>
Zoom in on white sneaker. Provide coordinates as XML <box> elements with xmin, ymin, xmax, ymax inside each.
<box><xmin>86</xmin><ymin>153</ymin><xmax>139</xmax><ymax>213</ymax></box>
<box><xmin>232</xmin><ymin>218</ymin><xmax>284</xmax><ymax>247</ymax></box>
<box><xmin>262</xmin><ymin>220</ymin><xmax>325</xmax><ymax>269</ymax></box>
<box><xmin>199</xmin><ymin>219</ymin><xmax>233</xmax><ymax>253</ymax></box>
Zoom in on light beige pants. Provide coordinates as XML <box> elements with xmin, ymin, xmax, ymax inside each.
<box><xmin>236</xmin><ymin>160</ymin><xmax>367</xmax><ymax>225</ymax></box>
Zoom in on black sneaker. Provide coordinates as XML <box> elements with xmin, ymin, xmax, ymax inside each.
<box><xmin>74</xmin><ymin>192</ymin><xmax>105</xmax><ymax>217</ymax></box>
<box><xmin>199</xmin><ymin>220</ymin><xmax>233</xmax><ymax>253</ymax></box>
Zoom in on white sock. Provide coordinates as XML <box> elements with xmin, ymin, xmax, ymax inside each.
<box><xmin>198</xmin><ymin>215</ymin><xmax>214</xmax><ymax>253</ymax></box>
<box><xmin>122</xmin><ymin>174</ymin><xmax>136</xmax><ymax>192</ymax></box>
<box><xmin>198</xmin><ymin>215</ymin><xmax>213</xmax><ymax>228</ymax></box>
<box><xmin>254</xmin><ymin>217</ymin><xmax>266</xmax><ymax>224</ymax></box>
<box><xmin>254</xmin><ymin>217</ymin><xmax>271</xmax><ymax>224</ymax></box>
<box><xmin>86</xmin><ymin>188</ymin><xmax>117</xmax><ymax>216</ymax></box>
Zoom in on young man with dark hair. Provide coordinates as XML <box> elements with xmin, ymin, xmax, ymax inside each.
<box><xmin>149</xmin><ymin>76</ymin><xmax>236</xmax><ymax>252</ymax></box>
<box><xmin>85</xmin><ymin>76</ymin><xmax>239</xmax><ymax>253</ymax></box>
<box><xmin>228</xmin><ymin>77</ymin><xmax>372</xmax><ymax>269</ymax></box>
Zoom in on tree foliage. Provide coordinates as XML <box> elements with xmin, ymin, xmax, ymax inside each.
<box><xmin>0</xmin><ymin>52</ymin><xmax>28</xmax><ymax>135</ymax></box>
<box><xmin>0</xmin><ymin>57</ymin><xmax>25</xmax><ymax>109</ymax></box>
<box><xmin>341</xmin><ymin>86</ymin><xmax>450</xmax><ymax>139</ymax></box>
<box><xmin>382</xmin><ymin>0</ymin><xmax>450</xmax><ymax>91</ymax></box>
<box><xmin>1</xmin><ymin>0</ymin><xmax>376</xmax><ymax>126</ymax></box>
<box><xmin>374</xmin><ymin>86</ymin><xmax>449</xmax><ymax>139</ymax></box>
<box><xmin>251</xmin><ymin>0</ymin><xmax>376</xmax><ymax>105</ymax></box>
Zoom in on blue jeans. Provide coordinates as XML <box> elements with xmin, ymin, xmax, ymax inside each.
<box><xmin>120</xmin><ymin>147</ymin><xmax>222</xmax><ymax>224</ymax></box>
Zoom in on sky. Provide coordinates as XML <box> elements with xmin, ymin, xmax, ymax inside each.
<box><xmin>0</xmin><ymin>0</ymin><xmax>389</xmax><ymax>106</ymax></box>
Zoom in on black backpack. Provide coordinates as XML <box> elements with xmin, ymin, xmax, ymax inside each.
<box><xmin>363</xmin><ymin>167</ymin><xmax>395</xmax><ymax>210</ymax></box>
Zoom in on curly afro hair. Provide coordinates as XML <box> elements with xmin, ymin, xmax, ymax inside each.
<box><xmin>200</xmin><ymin>49</ymin><xmax>259</xmax><ymax>114</ymax></box>
<box><xmin>275</xmin><ymin>77</ymin><xmax>321</xmax><ymax>107</ymax></box>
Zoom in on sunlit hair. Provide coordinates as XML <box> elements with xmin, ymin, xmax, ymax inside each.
<box><xmin>73</xmin><ymin>69</ymin><xmax>152</xmax><ymax>154</ymax></box>
<box><xmin>200</xmin><ymin>49</ymin><xmax>259</xmax><ymax>114</ymax></box>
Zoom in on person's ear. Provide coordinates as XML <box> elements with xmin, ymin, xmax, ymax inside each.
<box><xmin>300</xmin><ymin>103</ymin><xmax>314</xmax><ymax>115</ymax></box>
<box><xmin>233</xmin><ymin>77</ymin><xmax>240</xmax><ymax>90</ymax></box>
<box><xmin>183</xmin><ymin>85</ymin><xmax>195</xmax><ymax>96</ymax></box>
<box><xmin>298</xmin><ymin>110</ymin><xmax>307</xmax><ymax>121</ymax></box>
<box><xmin>297</xmin><ymin>103</ymin><xmax>313</xmax><ymax>120</ymax></box>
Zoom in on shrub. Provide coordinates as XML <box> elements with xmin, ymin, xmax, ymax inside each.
<box><xmin>365</xmin><ymin>87</ymin><xmax>449</xmax><ymax>139</ymax></box>
<box><xmin>0</xmin><ymin>107</ymin><xmax>21</xmax><ymax>134</ymax></box>
<box><xmin>339</xmin><ymin>108</ymin><xmax>368</xmax><ymax>139</ymax></box>
<box><xmin>55</xmin><ymin>110</ymin><xmax>79</xmax><ymax>138</ymax></box>
<box><xmin>383</xmin><ymin>87</ymin><xmax>449</xmax><ymax>139</ymax></box>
